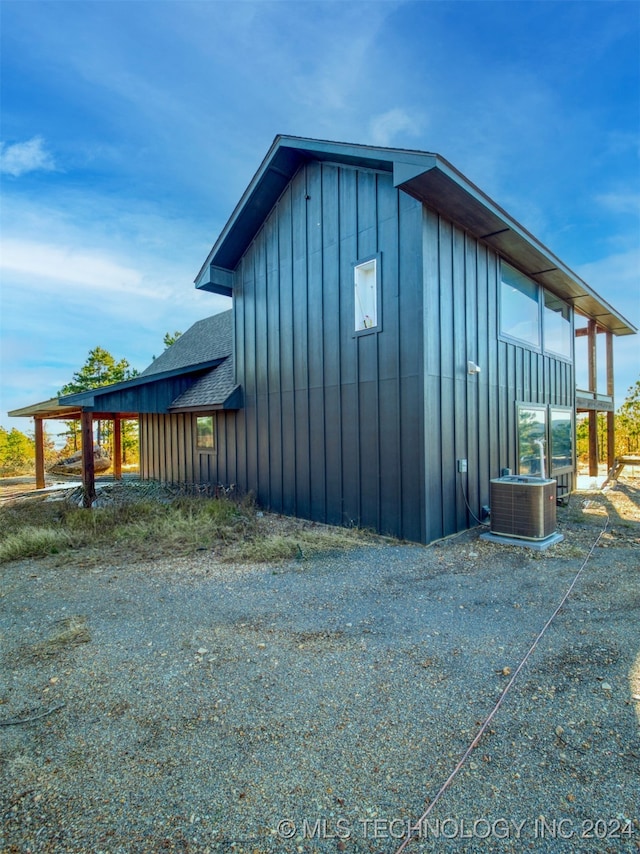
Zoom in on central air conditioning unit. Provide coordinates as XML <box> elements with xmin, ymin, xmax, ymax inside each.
<box><xmin>490</xmin><ymin>476</ymin><xmax>557</xmax><ymax>541</ymax></box>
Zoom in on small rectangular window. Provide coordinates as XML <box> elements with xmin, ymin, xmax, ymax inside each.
<box><xmin>354</xmin><ymin>257</ymin><xmax>378</xmax><ymax>332</ymax></box>
<box><xmin>517</xmin><ymin>405</ymin><xmax>547</xmax><ymax>476</ymax></box>
<box><xmin>500</xmin><ymin>263</ymin><xmax>540</xmax><ymax>348</ymax></box>
<box><xmin>196</xmin><ymin>415</ymin><xmax>215</xmax><ymax>450</ymax></box>
<box><xmin>543</xmin><ymin>291</ymin><xmax>572</xmax><ymax>358</ymax></box>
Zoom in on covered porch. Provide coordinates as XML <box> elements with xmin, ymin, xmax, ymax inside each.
<box><xmin>575</xmin><ymin>318</ymin><xmax>616</xmax><ymax>477</ymax></box>
<box><xmin>8</xmin><ymin>399</ymin><xmax>138</xmax><ymax>507</ymax></box>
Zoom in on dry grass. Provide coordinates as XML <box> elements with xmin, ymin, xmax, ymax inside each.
<box><xmin>0</xmin><ymin>526</ymin><xmax>72</xmax><ymax>563</ymax></box>
<box><xmin>0</xmin><ymin>487</ymin><xmax>378</xmax><ymax>567</ymax></box>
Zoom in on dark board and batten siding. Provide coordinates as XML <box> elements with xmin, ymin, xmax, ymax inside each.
<box><xmin>231</xmin><ymin>160</ymin><xmax>425</xmax><ymax>541</ymax></box>
<box><xmin>140</xmin><ymin>412</ymin><xmax>239</xmax><ymax>487</ymax></box>
<box><xmin>141</xmin><ymin>173</ymin><xmax>574</xmax><ymax>545</ymax></box>
<box><xmin>422</xmin><ymin>207</ymin><xmax>574</xmax><ymax>542</ymax></box>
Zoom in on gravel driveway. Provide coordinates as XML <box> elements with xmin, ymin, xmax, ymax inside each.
<box><xmin>1</xmin><ymin>485</ymin><xmax>639</xmax><ymax>853</ymax></box>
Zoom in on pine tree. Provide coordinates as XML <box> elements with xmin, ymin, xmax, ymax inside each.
<box><xmin>59</xmin><ymin>347</ymin><xmax>137</xmax><ymax>396</ymax></box>
<box><xmin>59</xmin><ymin>348</ymin><xmax>139</xmax><ymax>452</ymax></box>
<box><xmin>163</xmin><ymin>331</ymin><xmax>182</xmax><ymax>348</ymax></box>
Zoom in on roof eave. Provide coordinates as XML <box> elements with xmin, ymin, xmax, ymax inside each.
<box><xmin>393</xmin><ymin>158</ymin><xmax>637</xmax><ymax>337</ymax></box>
<box><xmin>194</xmin><ymin>135</ymin><xmax>439</xmax><ymax>288</ymax></box>
<box><xmin>195</xmin><ymin>136</ymin><xmax>636</xmax><ymax>337</ymax></box>
<box><xmin>59</xmin><ymin>358</ymin><xmax>227</xmax><ymax>407</ymax></box>
<box><xmin>168</xmin><ymin>385</ymin><xmax>243</xmax><ymax>413</ymax></box>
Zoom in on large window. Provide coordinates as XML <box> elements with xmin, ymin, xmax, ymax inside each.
<box><xmin>196</xmin><ymin>415</ymin><xmax>215</xmax><ymax>450</ymax></box>
<box><xmin>544</xmin><ymin>292</ymin><xmax>572</xmax><ymax>359</ymax></box>
<box><xmin>500</xmin><ymin>263</ymin><xmax>540</xmax><ymax>347</ymax></box>
<box><xmin>354</xmin><ymin>256</ymin><xmax>379</xmax><ymax>333</ymax></box>
<box><xmin>501</xmin><ymin>262</ymin><xmax>572</xmax><ymax>357</ymax></box>
<box><xmin>517</xmin><ymin>403</ymin><xmax>574</xmax><ymax>476</ymax></box>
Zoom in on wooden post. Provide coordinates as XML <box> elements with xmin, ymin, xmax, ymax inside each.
<box><xmin>586</xmin><ymin>321</ymin><xmax>599</xmax><ymax>477</ymax></box>
<box><xmin>34</xmin><ymin>418</ymin><xmax>45</xmax><ymax>489</ymax></box>
<box><xmin>81</xmin><ymin>411</ymin><xmax>96</xmax><ymax>508</ymax></box>
<box><xmin>606</xmin><ymin>332</ymin><xmax>615</xmax><ymax>473</ymax></box>
<box><xmin>587</xmin><ymin>320</ymin><xmax>597</xmax><ymax>393</ymax></box>
<box><xmin>113</xmin><ymin>415</ymin><xmax>122</xmax><ymax>479</ymax></box>
<box><xmin>588</xmin><ymin>410</ymin><xmax>599</xmax><ymax>477</ymax></box>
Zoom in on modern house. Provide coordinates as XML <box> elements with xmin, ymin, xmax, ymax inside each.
<box><xmin>11</xmin><ymin>136</ymin><xmax>636</xmax><ymax>542</ymax></box>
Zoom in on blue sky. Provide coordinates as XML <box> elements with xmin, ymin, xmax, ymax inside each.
<box><xmin>1</xmin><ymin>0</ymin><xmax>639</xmax><ymax>436</ymax></box>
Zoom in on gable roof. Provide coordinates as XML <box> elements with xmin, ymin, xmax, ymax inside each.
<box><xmin>195</xmin><ymin>135</ymin><xmax>636</xmax><ymax>337</ymax></box>
<box><xmin>58</xmin><ymin>310</ymin><xmax>239</xmax><ymax>413</ymax></box>
<box><xmin>140</xmin><ymin>309</ymin><xmax>233</xmax><ymax>377</ymax></box>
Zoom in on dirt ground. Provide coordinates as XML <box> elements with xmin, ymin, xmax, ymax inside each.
<box><xmin>1</xmin><ymin>477</ymin><xmax>639</xmax><ymax>853</ymax></box>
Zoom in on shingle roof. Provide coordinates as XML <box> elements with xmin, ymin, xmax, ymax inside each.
<box><xmin>140</xmin><ymin>309</ymin><xmax>233</xmax><ymax>377</ymax></box>
<box><xmin>169</xmin><ymin>355</ymin><xmax>238</xmax><ymax>410</ymax></box>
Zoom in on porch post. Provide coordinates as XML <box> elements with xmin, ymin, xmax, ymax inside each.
<box><xmin>606</xmin><ymin>332</ymin><xmax>615</xmax><ymax>473</ymax></box>
<box><xmin>587</xmin><ymin>321</ymin><xmax>599</xmax><ymax>477</ymax></box>
<box><xmin>588</xmin><ymin>411</ymin><xmax>599</xmax><ymax>477</ymax></box>
<box><xmin>113</xmin><ymin>415</ymin><xmax>122</xmax><ymax>479</ymax></box>
<box><xmin>34</xmin><ymin>417</ymin><xmax>46</xmax><ymax>489</ymax></box>
<box><xmin>81</xmin><ymin>411</ymin><xmax>96</xmax><ymax>508</ymax></box>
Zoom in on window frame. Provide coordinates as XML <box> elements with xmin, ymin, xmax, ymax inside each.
<box><xmin>195</xmin><ymin>414</ymin><xmax>216</xmax><ymax>453</ymax></box>
<box><xmin>516</xmin><ymin>402</ymin><xmax>575</xmax><ymax>478</ymax></box>
<box><xmin>499</xmin><ymin>262</ymin><xmax>541</xmax><ymax>351</ymax></box>
<box><xmin>549</xmin><ymin>405</ymin><xmax>574</xmax><ymax>475</ymax></box>
<box><xmin>499</xmin><ymin>262</ymin><xmax>574</xmax><ymax>362</ymax></box>
<box><xmin>516</xmin><ymin>402</ymin><xmax>548</xmax><ymax>476</ymax></box>
<box><xmin>353</xmin><ymin>253</ymin><xmax>382</xmax><ymax>337</ymax></box>
<box><xmin>543</xmin><ymin>290</ymin><xmax>573</xmax><ymax>362</ymax></box>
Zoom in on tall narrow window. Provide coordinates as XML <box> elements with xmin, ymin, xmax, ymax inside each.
<box><xmin>500</xmin><ymin>263</ymin><xmax>540</xmax><ymax>348</ymax></box>
<box><xmin>196</xmin><ymin>415</ymin><xmax>215</xmax><ymax>450</ymax></box>
<box><xmin>517</xmin><ymin>405</ymin><xmax>547</xmax><ymax>476</ymax></box>
<box><xmin>550</xmin><ymin>407</ymin><xmax>573</xmax><ymax>473</ymax></box>
<box><xmin>354</xmin><ymin>257</ymin><xmax>378</xmax><ymax>332</ymax></box>
<box><xmin>543</xmin><ymin>291</ymin><xmax>572</xmax><ymax>358</ymax></box>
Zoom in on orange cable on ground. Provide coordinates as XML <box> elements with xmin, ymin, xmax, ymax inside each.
<box><xmin>393</xmin><ymin>508</ymin><xmax>610</xmax><ymax>854</ymax></box>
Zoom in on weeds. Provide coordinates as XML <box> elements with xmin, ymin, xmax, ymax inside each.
<box><xmin>0</xmin><ymin>526</ymin><xmax>72</xmax><ymax>562</ymax></box>
<box><xmin>0</xmin><ymin>486</ymin><xmax>372</xmax><ymax>566</ymax></box>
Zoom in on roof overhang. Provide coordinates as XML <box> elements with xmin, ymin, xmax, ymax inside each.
<box><xmin>8</xmin><ymin>398</ymin><xmax>137</xmax><ymax>420</ymax></box>
<box><xmin>168</xmin><ymin>385</ymin><xmax>243</xmax><ymax>413</ymax></box>
<box><xmin>59</xmin><ymin>358</ymin><xmax>226</xmax><ymax>409</ymax></box>
<box><xmin>9</xmin><ymin>398</ymin><xmax>84</xmax><ymax>420</ymax></box>
<box><xmin>392</xmin><ymin>159</ymin><xmax>636</xmax><ymax>337</ymax></box>
<box><xmin>196</xmin><ymin>135</ymin><xmax>636</xmax><ymax>337</ymax></box>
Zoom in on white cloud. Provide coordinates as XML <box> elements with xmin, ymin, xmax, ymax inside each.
<box><xmin>0</xmin><ymin>238</ymin><xmax>163</xmax><ymax>298</ymax></box>
<box><xmin>0</xmin><ymin>136</ymin><xmax>55</xmax><ymax>176</ymax></box>
<box><xmin>369</xmin><ymin>108</ymin><xmax>424</xmax><ymax>148</ymax></box>
<box><xmin>595</xmin><ymin>191</ymin><xmax>640</xmax><ymax>217</ymax></box>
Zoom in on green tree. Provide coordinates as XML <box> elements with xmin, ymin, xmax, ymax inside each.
<box><xmin>163</xmin><ymin>330</ymin><xmax>182</xmax><ymax>348</ymax></box>
<box><xmin>58</xmin><ymin>347</ymin><xmax>139</xmax><ymax>457</ymax></box>
<box><xmin>0</xmin><ymin>427</ymin><xmax>35</xmax><ymax>474</ymax></box>
<box><xmin>59</xmin><ymin>347</ymin><xmax>137</xmax><ymax>396</ymax></box>
<box><xmin>152</xmin><ymin>331</ymin><xmax>183</xmax><ymax>360</ymax></box>
<box><xmin>616</xmin><ymin>378</ymin><xmax>640</xmax><ymax>455</ymax></box>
